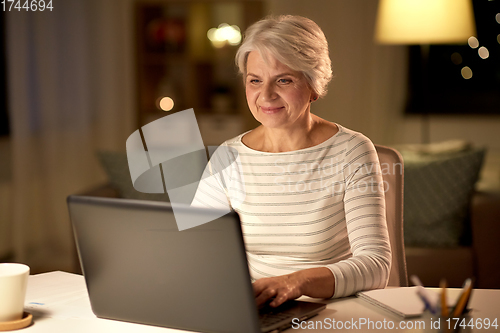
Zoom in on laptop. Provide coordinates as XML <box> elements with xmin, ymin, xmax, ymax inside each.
<box><xmin>67</xmin><ymin>195</ymin><xmax>326</xmax><ymax>333</ymax></box>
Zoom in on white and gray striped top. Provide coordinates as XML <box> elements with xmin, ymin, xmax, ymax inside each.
<box><xmin>192</xmin><ymin>124</ymin><xmax>392</xmax><ymax>298</ymax></box>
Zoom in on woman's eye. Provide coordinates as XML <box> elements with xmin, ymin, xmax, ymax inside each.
<box><xmin>278</xmin><ymin>78</ymin><xmax>292</xmax><ymax>84</ymax></box>
<box><xmin>249</xmin><ymin>79</ymin><xmax>260</xmax><ymax>84</ymax></box>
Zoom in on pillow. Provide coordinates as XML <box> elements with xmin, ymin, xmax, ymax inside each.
<box><xmin>402</xmin><ymin>148</ymin><xmax>485</xmax><ymax>247</ymax></box>
<box><xmin>97</xmin><ymin>151</ymin><xmax>170</xmax><ymax>202</ymax></box>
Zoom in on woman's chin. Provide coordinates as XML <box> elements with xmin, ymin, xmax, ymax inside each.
<box><xmin>257</xmin><ymin>118</ymin><xmax>289</xmax><ymax>129</ymax></box>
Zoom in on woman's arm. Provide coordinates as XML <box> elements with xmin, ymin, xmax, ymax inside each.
<box><xmin>326</xmin><ymin>135</ymin><xmax>391</xmax><ymax>298</ymax></box>
<box><xmin>253</xmin><ymin>134</ymin><xmax>391</xmax><ymax>306</ymax></box>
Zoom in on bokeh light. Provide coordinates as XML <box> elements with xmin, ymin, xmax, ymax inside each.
<box><xmin>207</xmin><ymin>24</ymin><xmax>241</xmax><ymax>48</ymax></box>
<box><xmin>478</xmin><ymin>46</ymin><xmax>489</xmax><ymax>59</ymax></box>
<box><xmin>461</xmin><ymin>66</ymin><xmax>473</xmax><ymax>79</ymax></box>
<box><xmin>159</xmin><ymin>97</ymin><xmax>174</xmax><ymax>111</ymax></box>
<box><xmin>468</xmin><ymin>36</ymin><xmax>479</xmax><ymax>49</ymax></box>
<box><xmin>451</xmin><ymin>52</ymin><xmax>463</xmax><ymax>65</ymax></box>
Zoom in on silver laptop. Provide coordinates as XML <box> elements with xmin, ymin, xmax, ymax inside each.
<box><xmin>67</xmin><ymin>195</ymin><xmax>325</xmax><ymax>333</ymax></box>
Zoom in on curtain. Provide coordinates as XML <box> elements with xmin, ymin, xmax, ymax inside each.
<box><xmin>6</xmin><ymin>0</ymin><xmax>135</xmax><ymax>272</ymax></box>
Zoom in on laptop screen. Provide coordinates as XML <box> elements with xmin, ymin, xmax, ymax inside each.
<box><xmin>68</xmin><ymin>196</ymin><xmax>261</xmax><ymax>333</ymax></box>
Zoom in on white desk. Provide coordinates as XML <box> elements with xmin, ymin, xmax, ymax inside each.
<box><xmin>23</xmin><ymin>272</ymin><xmax>500</xmax><ymax>332</ymax></box>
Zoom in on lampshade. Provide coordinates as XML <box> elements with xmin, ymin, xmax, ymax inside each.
<box><xmin>375</xmin><ymin>0</ymin><xmax>476</xmax><ymax>44</ymax></box>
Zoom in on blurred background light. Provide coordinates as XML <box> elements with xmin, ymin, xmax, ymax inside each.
<box><xmin>451</xmin><ymin>52</ymin><xmax>463</xmax><ymax>65</ymax></box>
<box><xmin>159</xmin><ymin>97</ymin><xmax>174</xmax><ymax>111</ymax></box>
<box><xmin>461</xmin><ymin>66</ymin><xmax>473</xmax><ymax>79</ymax></box>
<box><xmin>468</xmin><ymin>36</ymin><xmax>479</xmax><ymax>48</ymax></box>
<box><xmin>374</xmin><ymin>0</ymin><xmax>476</xmax><ymax>44</ymax></box>
<box><xmin>207</xmin><ymin>23</ymin><xmax>241</xmax><ymax>48</ymax></box>
<box><xmin>478</xmin><ymin>46</ymin><xmax>489</xmax><ymax>59</ymax></box>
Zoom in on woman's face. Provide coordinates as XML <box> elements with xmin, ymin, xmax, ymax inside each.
<box><xmin>245</xmin><ymin>51</ymin><xmax>316</xmax><ymax>130</ymax></box>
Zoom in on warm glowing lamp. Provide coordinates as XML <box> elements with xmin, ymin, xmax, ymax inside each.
<box><xmin>375</xmin><ymin>0</ymin><xmax>476</xmax><ymax>45</ymax></box>
<box><xmin>375</xmin><ymin>0</ymin><xmax>476</xmax><ymax>143</ymax></box>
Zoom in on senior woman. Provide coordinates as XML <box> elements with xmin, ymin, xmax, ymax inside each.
<box><xmin>192</xmin><ymin>15</ymin><xmax>391</xmax><ymax>308</ymax></box>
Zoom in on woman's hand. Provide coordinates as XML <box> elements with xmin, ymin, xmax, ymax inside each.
<box><xmin>253</xmin><ymin>274</ymin><xmax>303</xmax><ymax>308</ymax></box>
<box><xmin>252</xmin><ymin>267</ymin><xmax>335</xmax><ymax>307</ymax></box>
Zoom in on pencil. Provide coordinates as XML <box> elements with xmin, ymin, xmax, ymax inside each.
<box><xmin>452</xmin><ymin>279</ymin><xmax>473</xmax><ymax>318</ymax></box>
<box><xmin>440</xmin><ymin>279</ymin><xmax>448</xmax><ymax>317</ymax></box>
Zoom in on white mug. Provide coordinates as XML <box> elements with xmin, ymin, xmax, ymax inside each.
<box><xmin>0</xmin><ymin>263</ymin><xmax>30</xmax><ymax>322</ymax></box>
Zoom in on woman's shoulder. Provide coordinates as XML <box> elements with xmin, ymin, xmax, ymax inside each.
<box><xmin>335</xmin><ymin>125</ymin><xmax>378</xmax><ymax>163</ymax></box>
<box><xmin>211</xmin><ymin>132</ymin><xmax>251</xmax><ymax>158</ymax></box>
<box><xmin>238</xmin><ymin>126</ymin><xmax>265</xmax><ymax>151</ymax></box>
<box><xmin>336</xmin><ymin>124</ymin><xmax>374</xmax><ymax>145</ymax></box>
<box><xmin>222</xmin><ymin>131</ymin><xmax>250</xmax><ymax>148</ymax></box>
<box><xmin>308</xmin><ymin>115</ymin><xmax>372</xmax><ymax>148</ymax></box>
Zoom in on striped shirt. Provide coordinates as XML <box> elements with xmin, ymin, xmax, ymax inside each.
<box><xmin>192</xmin><ymin>124</ymin><xmax>391</xmax><ymax>298</ymax></box>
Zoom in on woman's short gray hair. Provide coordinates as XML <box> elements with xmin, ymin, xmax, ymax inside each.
<box><xmin>235</xmin><ymin>15</ymin><xmax>333</xmax><ymax>98</ymax></box>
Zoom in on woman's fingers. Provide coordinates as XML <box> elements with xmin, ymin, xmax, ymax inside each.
<box><xmin>254</xmin><ymin>287</ymin><xmax>276</xmax><ymax>307</ymax></box>
<box><xmin>269</xmin><ymin>292</ymin><xmax>289</xmax><ymax>307</ymax></box>
<box><xmin>252</xmin><ymin>278</ymin><xmax>267</xmax><ymax>296</ymax></box>
<box><xmin>253</xmin><ymin>275</ymin><xmax>303</xmax><ymax>307</ymax></box>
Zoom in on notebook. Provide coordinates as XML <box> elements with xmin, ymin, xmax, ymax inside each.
<box><xmin>357</xmin><ymin>287</ymin><xmax>425</xmax><ymax>318</ymax></box>
<box><xmin>67</xmin><ymin>195</ymin><xmax>325</xmax><ymax>333</ymax></box>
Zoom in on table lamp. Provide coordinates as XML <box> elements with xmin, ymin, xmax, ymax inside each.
<box><xmin>374</xmin><ymin>0</ymin><xmax>476</xmax><ymax>143</ymax></box>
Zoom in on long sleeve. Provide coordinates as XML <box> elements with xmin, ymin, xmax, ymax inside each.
<box><xmin>325</xmin><ymin>135</ymin><xmax>392</xmax><ymax>298</ymax></box>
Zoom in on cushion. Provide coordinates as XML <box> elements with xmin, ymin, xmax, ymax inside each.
<box><xmin>402</xmin><ymin>148</ymin><xmax>485</xmax><ymax>247</ymax></box>
<box><xmin>97</xmin><ymin>151</ymin><xmax>169</xmax><ymax>202</ymax></box>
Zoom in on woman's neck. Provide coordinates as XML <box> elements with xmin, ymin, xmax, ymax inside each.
<box><xmin>260</xmin><ymin>119</ymin><xmax>315</xmax><ymax>153</ymax></box>
<box><xmin>244</xmin><ymin>114</ymin><xmax>337</xmax><ymax>153</ymax></box>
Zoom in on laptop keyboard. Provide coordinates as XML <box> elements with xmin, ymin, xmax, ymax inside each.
<box><xmin>259</xmin><ymin>310</ymin><xmax>294</xmax><ymax>327</ymax></box>
<box><xmin>258</xmin><ymin>302</ymin><xmax>297</xmax><ymax>329</ymax></box>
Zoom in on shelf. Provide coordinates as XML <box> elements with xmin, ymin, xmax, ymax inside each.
<box><xmin>134</xmin><ymin>0</ymin><xmax>263</xmax><ymax>129</ymax></box>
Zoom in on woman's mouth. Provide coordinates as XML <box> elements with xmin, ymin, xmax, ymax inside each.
<box><xmin>260</xmin><ymin>106</ymin><xmax>284</xmax><ymax>114</ymax></box>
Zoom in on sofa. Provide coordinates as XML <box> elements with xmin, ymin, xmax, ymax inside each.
<box><xmin>405</xmin><ymin>189</ymin><xmax>500</xmax><ymax>288</ymax></box>
<box><xmin>396</xmin><ymin>142</ymin><xmax>500</xmax><ymax>288</ymax></box>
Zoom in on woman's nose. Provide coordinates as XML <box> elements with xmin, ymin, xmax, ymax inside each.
<box><xmin>260</xmin><ymin>82</ymin><xmax>277</xmax><ymax>102</ymax></box>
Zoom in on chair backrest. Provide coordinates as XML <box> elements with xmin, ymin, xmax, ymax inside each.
<box><xmin>375</xmin><ymin>144</ymin><xmax>408</xmax><ymax>287</ymax></box>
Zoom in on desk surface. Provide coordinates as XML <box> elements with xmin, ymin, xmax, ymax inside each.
<box><xmin>23</xmin><ymin>272</ymin><xmax>500</xmax><ymax>332</ymax></box>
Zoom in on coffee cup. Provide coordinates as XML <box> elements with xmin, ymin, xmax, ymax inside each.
<box><xmin>0</xmin><ymin>263</ymin><xmax>30</xmax><ymax>322</ymax></box>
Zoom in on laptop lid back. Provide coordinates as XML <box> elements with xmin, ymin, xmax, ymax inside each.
<box><xmin>68</xmin><ymin>195</ymin><xmax>261</xmax><ymax>333</ymax></box>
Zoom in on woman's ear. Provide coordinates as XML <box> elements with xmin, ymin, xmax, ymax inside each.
<box><xmin>310</xmin><ymin>93</ymin><xmax>319</xmax><ymax>103</ymax></box>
